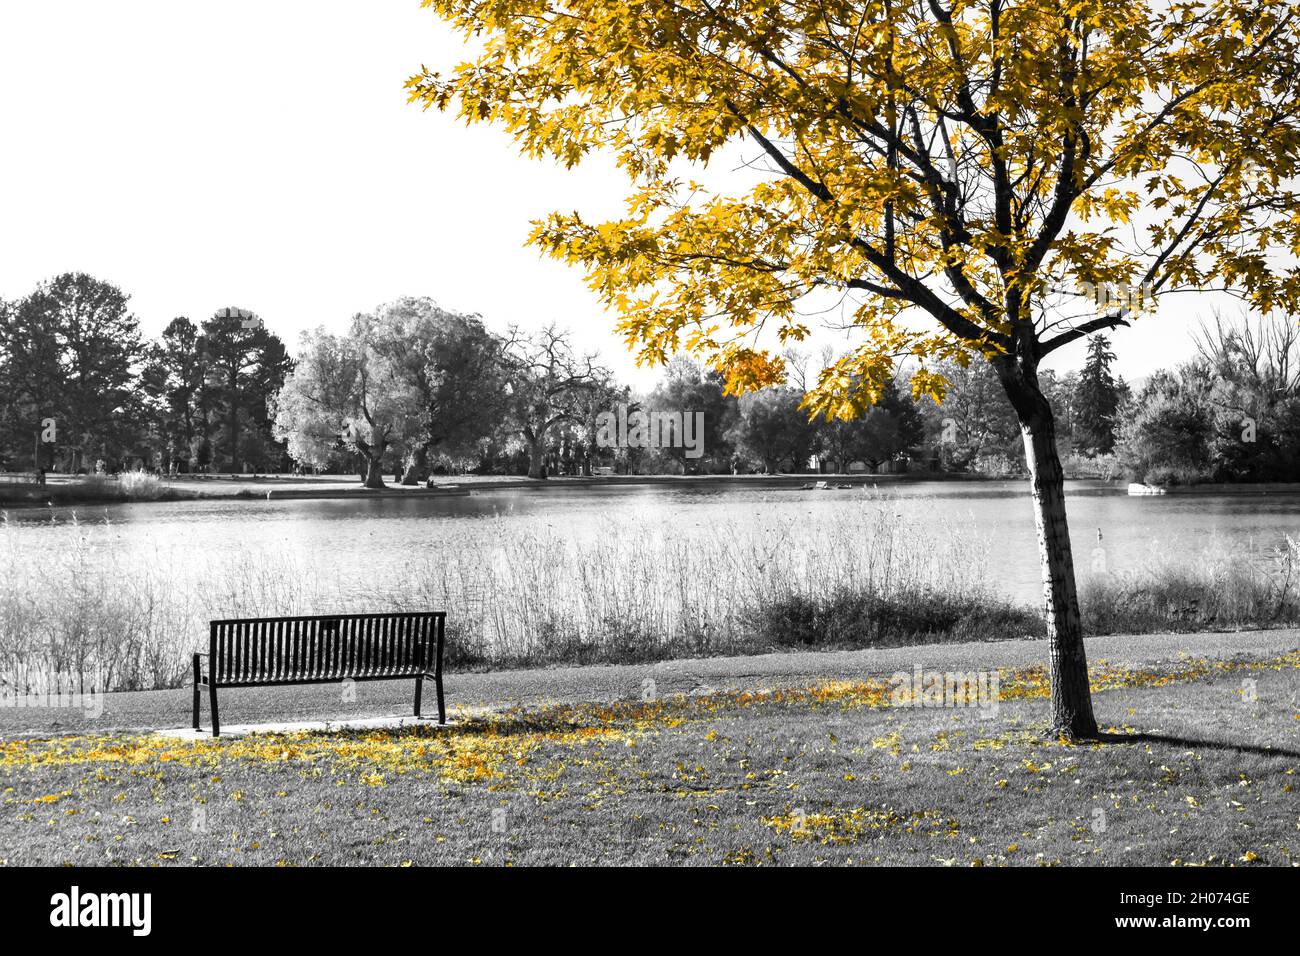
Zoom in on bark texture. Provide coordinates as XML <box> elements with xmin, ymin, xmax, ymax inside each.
<box><xmin>363</xmin><ymin>457</ymin><xmax>386</xmax><ymax>490</ymax></box>
<box><xmin>997</xmin><ymin>354</ymin><xmax>1099</xmax><ymax>739</ymax></box>
<box><xmin>526</xmin><ymin>437</ymin><xmax>546</xmax><ymax>479</ymax></box>
<box><xmin>402</xmin><ymin>446</ymin><xmax>429</xmax><ymax>486</ymax></box>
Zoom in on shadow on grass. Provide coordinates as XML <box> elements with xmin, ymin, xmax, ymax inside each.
<box><xmin>1096</xmin><ymin>730</ymin><xmax>1300</xmax><ymax>760</ymax></box>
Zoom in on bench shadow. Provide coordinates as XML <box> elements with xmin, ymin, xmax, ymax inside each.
<box><xmin>293</xmin><ymin>708</ymin><xmax>619</xmax><ymax>742</ymax></box>
<box><xmin>1096</xmin><ymin>731</ymin><xmax>1300</xmax><ymax>761</ymax></box>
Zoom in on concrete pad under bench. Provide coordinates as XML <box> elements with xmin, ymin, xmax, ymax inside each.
<box><xmin>155</xmin><ymin>711</ymin><xmax>472</xmax><ymax>741</ymax></box>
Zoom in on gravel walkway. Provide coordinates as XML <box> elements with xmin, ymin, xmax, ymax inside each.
<box><xmin>1</xmin><ymin>629</ymin><xmax>1295</xmax><ymax>739</ymax></box>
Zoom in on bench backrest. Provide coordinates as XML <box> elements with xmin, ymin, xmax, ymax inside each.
<box><xmin>209</xmin><ymin>612</ymin><xmax>444</xmax><ymax>685</ymax></box>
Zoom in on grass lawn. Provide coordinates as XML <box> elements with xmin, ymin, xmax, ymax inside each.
<box><xmin>1</xmin><ymin>651</ymin><xmax>1296</xmax><ymax>866</ymax></box>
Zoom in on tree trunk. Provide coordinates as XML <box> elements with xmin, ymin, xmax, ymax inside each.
<box><xmin>363</xmin><ymin>457</ymin><xmax>386</xmax><ymax>490</ymax></box>
<box><xmin>228</xmin><ymin>369</ymin><xmax>240</xmax><ymax>472</ymax></box>
<box><xmin>1000</xmin><ymin>362</ymin><xmax>1099</xmax><ymax>740</ymax></box>
<box><xmin>402</xmin><ymin>445</ymin><xmax>429</xmax><ymax>486</ymax></box>
<box><xmin>527</xmin><ymin>438</ymin><xmax>546</xmax><ymax>479</ymax></box>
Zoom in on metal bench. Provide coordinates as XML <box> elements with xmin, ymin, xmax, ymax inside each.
<box><xmin>192</xmin><ymin>612</ymin><xmax>446</xmax><ymax>737</ymax></box>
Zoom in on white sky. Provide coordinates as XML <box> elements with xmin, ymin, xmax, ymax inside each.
<box><xmin>0</xmin><ymin>0</ymin><xmax>1225</xmax><ymax>389</ymax></box>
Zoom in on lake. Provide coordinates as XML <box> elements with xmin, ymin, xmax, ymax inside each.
<box><xmin>4</xmin><ymin>479</ymin><xmax>1298</xmax><ymax>606</ymax></box>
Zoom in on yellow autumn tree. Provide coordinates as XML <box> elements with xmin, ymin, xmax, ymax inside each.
<box><xmin>409</xmin><ymin>0</ymin><xmax>1300</xmax><ymax>738</ymax></box>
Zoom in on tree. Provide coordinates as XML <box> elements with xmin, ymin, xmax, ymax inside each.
<box><xmin>1115</xmin><ymin>368</ymin><xmax>1214</xmax><ymax>484</ymax></box>
<box><xmin>816</xmin><ymin>378</ymin><xmax>918</xmax><ymax>471</ymax></box>
<box><xmin>139</xmin><ymin>317</ymin><xmax>210</xmax><ymax>472</ymax></box>
<box><xmin>363</xmin><ymin>297</ymin><xmax>511</xmax><ymax>484</ymax></box>
<box><xmin>917</xmin><ymin>358</ymin><xmax>1021</xmax><ymax>471</ymax></box>
<box><xmin>0</xmin><ymin>297</ymin><xmax>9</xmax><ymax>468</ymax></box>
<box><xmin>414</xmin><ymin>0</ymin><xmax>1300</xmax><ymax>737</ymax></box>
<box><xmin>1074</xmin><ymin>335</ymin><xmax>1120</xmax><ymax>454</ymax></box>
<box><xmin>1040</xmin><ymin>368</ymin><xmax>1080</xmax><ymax>449</ymax></box>
<box><xmin>727</xmin><ymin>386</ymin><xmax>813</xmax><ymax>471</ymax></box>
<box><xmin>271</xmin><ymin>319</ymin><xmax>423</xmax><ymax>488</ymax></box>
<box><xmin>501</xmin><ymin>325</ymin><xmax>607</xmax><ymax>479</ymax></box>
<box><xmin>0</xmin><ymin>273</ymin><xmax>144</xmax><ymax>472</ymax></box>
<box><xmin>202</xmin><ymin>309</ymin><xmax>291</xmax><ymax>472</ymax></box>
<box><xmin>1194</xmin><ymin>311</ymin><xmax>1300</xmax><ymax>401</ymax></box>
<box><xmin>878</xmin><ymin>379</ymin><xmax>925</xmax><ymax>454</ymax></box>
<box><xmin>645</xmin><ymin>355</ymin><xmax>738</xmax><ymax>472</ymax></box>
<box><xmin>0</xmin><ymin>294</ymin><xmax>61</xmax><ymax>470</ymax></box>
<box><xmin>566</xmin><ymin>376</ymin><xmax>627</xmax><ymax>476</ymax></box>
<box><xmin>1190</xmin><ymin>311</ymin><xmax>1300</xmax><ymax>480</ymax></box>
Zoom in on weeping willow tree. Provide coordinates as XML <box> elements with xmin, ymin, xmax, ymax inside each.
<box><xmin>409</xmin><ymin>0</ymin><xmax>1300</xmax><ymax>738</ymax></box>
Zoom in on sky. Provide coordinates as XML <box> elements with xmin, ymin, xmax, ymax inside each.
<box><xmin>0</xmin><ymin>0</ymin><xmax>1235</xmax><ymax>390</ymax></box>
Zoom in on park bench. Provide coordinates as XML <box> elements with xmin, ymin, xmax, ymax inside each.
<box><xmin>192</xmin><ymin>612</ymin><xmax>447</xmax><ymax>737</ymax></box>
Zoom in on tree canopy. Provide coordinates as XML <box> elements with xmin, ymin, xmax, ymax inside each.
<box><xmin>411</xmin><ymin>0</ymin><xmax>1300</xmax><ymax>415</ymax></box>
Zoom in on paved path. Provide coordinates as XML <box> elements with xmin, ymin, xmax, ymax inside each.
<box><xmin>2</xmin><ymin>629</ymin><xmax>1296</xmax><ymax>740</ymax></box>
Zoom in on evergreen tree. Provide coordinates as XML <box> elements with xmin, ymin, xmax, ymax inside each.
<box><xmin>1074</xmin><ymin>335</ymin><xmax>1121</xmax><ymax>455</ymax></box>
<box><xmin>0</xmin><ymin>274</ymin><xmax>143</xmax><ymax>471</ymax></box>
<box><xmin>201</xmin><ymin>309</ymin><xmax>291</xmax><ymax>471</ymax></box>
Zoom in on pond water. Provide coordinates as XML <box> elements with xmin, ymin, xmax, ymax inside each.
<box><xmin>4</xmin><ymin>479</ymin><xmax>1299</xmax><ymax>607</ymax></box>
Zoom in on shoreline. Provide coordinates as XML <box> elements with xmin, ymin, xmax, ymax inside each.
<box><xmin>10</xmin><ymin>470</ymin><xmax>1300</xmax><ymax>509</ymax></box>
<box><xmin>1129</xmin><ymin>480</ymin><xmax>1300</xmax><ymax>496</ymax></box>
<box><xmin>1</xmin><ymin>470</ymin><xmax>1098</xmax><ymax>509</ymax></box>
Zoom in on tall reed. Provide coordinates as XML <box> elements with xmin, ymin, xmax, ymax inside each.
<box><xmin>4</xmin><ymin>501</ymin><xmax>1294</xmax><ymax>694</ymax></box>
<box><xmin>1</xmin><ymin>499</ymin><xmax>1012</xmax><ymax>690</ymax></box>
<box><xmin>1080</xmin><ymin>533</ymin><xmax>1300</xmax><ymax>633</ymax></box>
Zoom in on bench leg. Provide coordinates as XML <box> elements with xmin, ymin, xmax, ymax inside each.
<box><xmin>413</xmin><ymin>676</ymin><xmax>423</xmax><ymax>718</ymax></box>
<box><xmin>209</xmin><ymin>683</ymin><xmax>221</xmax><ymax>738</ymax></box>
<box><xmin>436</xmin><ymin>673</ymin><xmax>445</xmax><ymax>725</ymax></box>
<box><xmin>192</xmin><ymin>657</ymin><xmax>201</xmax><ymax>731</ymax></box>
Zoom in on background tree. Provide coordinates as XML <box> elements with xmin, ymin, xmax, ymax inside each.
<box><xmin>727</xmin><ymin>386</ymin><xmax>812</xmax><ymax>472</ymax></box>
<box><xmin>1192</xmin><ymin>311</ymin><xmax>1300</xmax><ymax>480</ymax></box>
<box><xmin>567</xmin><ymin>374</ymin><xmax>626</xmax><ymax>476</ymax></box>
<box><xmin>1115</xmin><ymin>367</ymin><xmax>1214</xmax><ymax>484</ymax></box>
<box><xmin>878</xmin><ymin>379</ymin><xmax>925</xmax><ymax>456</ymax></box>
<box><xmin>917</xmin><ymin>358</ymin><xmax>1021</xmax><ymax>472</ymax></box>
<box><xmin>415</xmin><ymin>0</ymin><xmax>1300</xmax><ymax>736</ymax></box>
<box><xmin>201</xmin><ymin>309</ymin><xmax>291</xmax><ymax>472</ymax></box>
<box><xmin>501</xmin><ymin>324</ymin><xmax>606</xmax><ymax>479</ymax></box>
<box><xmin>139</xmin><ymin>317</ymin><xmax>210</xmax><ymax>473</ymax></box>
<box><xmin>0</xmin><ymin>294</ymin><xmax>62</xmax><ymax>471</ymax></box>
<box><xmin>1040</xmin><ymin>368</ymin><xmax>1081</xmax><ymax>453</ymax></box>
<box><xmin>271</xmin><ymin>319</ymin><xmax>422</xmax><ymax>488</ymax></box>
<box><xmin>645</xmin><ymin>355</ymin><xmax>738</xmax><ymax>472</ymax></box>
<box><xmin>0</xmin><ymin>296</ymin><xmax>10</xmax><ymax>468</ymax></box>
<box><xmin>1073</xmin><ymin>335</ymin><xmax>1121</xmax><ymax>455</ymax></box>
<box><xmin>364</xmin><ymin>297</ymin><xmax>512</xmax><ymax>484</ymax></box>
<box><xmin>0</xmin><ymin>273</ymin><xmax>143</xmax><ymax>472</ymax></box>
<box><xmin>815</xmin><ymin>417</ymin><xmax>858</xmax><ymax>474</ymax></box>
<box><xmin>813</xmin><ymin>373</ymin><xmax>921</xmax><ymax>471</ymax></box>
